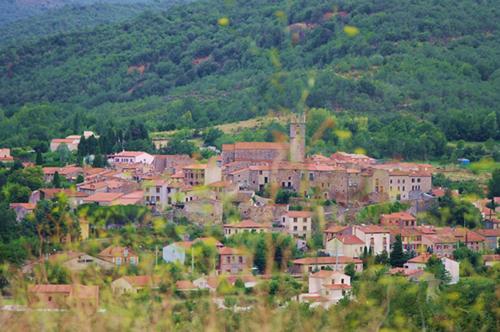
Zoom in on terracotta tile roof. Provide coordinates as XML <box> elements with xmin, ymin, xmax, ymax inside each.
<box><xmin>476</xmin><ymin>229</ymin><xmax>500</xmax><ymax>237</ymax></box>
<box><xmin>407</xmin><ymin>253</ymin><xmax>432</xmax><ymax>264</ymax></box>
<box><xmin>183</xmin><ymin>164</ymin><xmax>208</xmax><ymax>170</ymax></box>
<box><xmin>482</xmin><ymin>254</ymin><xmax>500</xmax><ymax>262</ymax></box>
<box><xmin>176</xmin><ymin>280</ymin><xmax>196</xmax><ymax>291</ymax></box>
<box><xmin>285</xmin><ymin>210</ymin><xmax>313</xmax><ymax>218</ymax></box>
<box><xmin>293</xmin><ymin>256</ymin><xmax>362</xmax><ymax>265</ymax></box>
<box><xmin>308</xmin><ymin>154</ymin><xmax>332</xmax><ymax>162</ymax></box>
<box><xmin>423</xmin><ymin>234</ymin><xmax>456</xmax><ymax>244</ymax></box>
<box><xmin>337</xmin><ymin>235</ymin><xmax>364</xmax><ymax>245</ymax></box>
<box><xmin>218</xmin><ymin>247</ymin><xmax>244</xmax><ymax>255</ymax></box>
<box><xmin>310</xmin><ymin>270</ymin><xmax>346</xmax><ymax>278</ymax></box>
<box><xmin>123</xmin><ymin>275</ymin><xmax>158</xmax><ymax>287</ymax></box>
<box><xmin>381</xmin><ymin>212</ymin><xmax>416</xmax><ymax>221</ymax></box>
<box><xmin>10</xmin><ymin>203</ymin><xmax>36</xmax><ymax>210</ymax></box>
<box><xmin>208</xmin><ymin>181</ymin><xmax>232</xmax><ymax>188</ymax></box>
<box><xmin>84</xmin><ymin>192</ymin><xmax>124</xmax><ymax>203</ymax></box>
<box><xmin>324</xmin><ymin>225</ymin><xmax>349</xmax><ymax>233</ymax></box>
<box><xmin>431</xmin><ymin>187</ymin><xmax>446</xmax><ymax>197</ymax></box>
<box><xmin>357</xmin><ymin>225</ymin><xmax>390</xmax><ymax>234</ymax></box>
<box><xmin>173</xmin><ymin>241</ymin><xmax>194</xmax><ymax>249</ymax></box>
<box><xmin>28</xmin><ymin>284</ymin><xmax>73</xmax><ymax>293</ymax></box>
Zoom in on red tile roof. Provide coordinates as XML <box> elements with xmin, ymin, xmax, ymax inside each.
<box><xmin>218</xmin><ymin>247</ymin><xmax>244</xmax><ymax>255</ymax></box>
<box><xmin>176</xmin><ymin>280</ymin><xmax>197</xmax><ymax>291</ymax></box>
<box><xmin>482</xmin><ymin>254</ymin><xmax>500</xmax><ymax>262</ymax></box>
<box><xmin>28</xmin><ymin>284</ymin><xmax>73</xmax><ymax>293</ymax></box>
<box><xmin>381</xmin><ymin>212</ymin><xmax>416</xmax><ymax>221</ymax></box>
<box><xmin>123</xmin><ymin>275</ymin><xmax>158</xmax><ymax>287</ymax></box>
<box><xmin>183</xmin><ymin>164</ymin><xmax>208</xmax><ymax>170</ymax></box>
<box><xmin>337</xmin><ymin>235</ymin><xmax>364</xmax><ymax>245</ymax></box>
<box><xmin>84</xmin><ymin>192</ymin><xmax>124</xmax><ymax>203</ymax></box>
<box><xmin>357</xmin><ymin>225</ymin><xmax>390</xmax><ymax>234</ymax></box>
<box><xmin>9</xmin><ymin>203</ymin><xmax>36</xmax><ymax>210</ymax></box>
<box><xmin>285</xmin><ymin>210</ymin><xmax>313</xmax><ymax>218</ymax></box>
<box><xmin>310</xmin><ymin>270</ymin><xmax>346</xmax><ymax>278</ymax></box>
<box><xmin>476</xmin><ymin>229</ymin><xmax>500</xmax><ymax>237</ymax></box>
<box><xmin>324</xmin><ymin>225</ymin><xmax>349</xmax><ymax>234</ymax></box>
<box><xmin>407</xmin><ymin>253</ymin><xmax>433</xmax><ymax>264</ymax></box>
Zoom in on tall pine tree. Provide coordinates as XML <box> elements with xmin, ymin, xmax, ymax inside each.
<box><xmin>390</xmin><ymin>234</ymin><xmax>406</xmax><ymax>267</ymax></box>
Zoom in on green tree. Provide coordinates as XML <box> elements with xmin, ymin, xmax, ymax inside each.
<box><xmin>390</xmin><ymin>235</ymin><xmax>406</xmax><ymax>267</ymax></box>
<box><xmin>425</xmin><ymin>255</ymin><xmax>451</xmax><ymax>285</ymax></box>
<box><xmin>35</xmin><ymin>150</ymin><xmax>44</xmax><ymax>165</ymax></box>
<box><xmin>76</xmin><ymin>174</ymin><xmax>84</xmax><ymax>184</ymax></box>
<box><xmin>488</xmin><ymin>168</ymin><xmax>500</xmax><ymax>198</ymax></box>
<box><xmin>52</xmin><ymin>171</ymin><xmax>61</xmax><ymax>188</ymax></box>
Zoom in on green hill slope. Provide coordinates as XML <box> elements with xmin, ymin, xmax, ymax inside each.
<box><xmin>0</xmin><ymin>0</ymin><xmax>499</xmax><ymax>155</ymax></box>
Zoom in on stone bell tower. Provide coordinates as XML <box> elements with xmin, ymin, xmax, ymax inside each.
<box><xmin>290</xmin><ymin>112</ymin><xmax>306</xmax><ymax>162</ymax></box>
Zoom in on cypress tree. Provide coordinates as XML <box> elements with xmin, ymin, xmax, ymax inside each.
<box><xmin>35</xmin><ymin>150</ymin><xmax>44</xmax><ymax>165</ymax></box>
<box><xmin>390</xmin><ymin>234</ymin><xmax>406</xmax><ymax>267</ymax></box>
<box><xmin>52</xmin><ymin>171</ymin><xmax>61</xmax><ymax>188</ymax></box>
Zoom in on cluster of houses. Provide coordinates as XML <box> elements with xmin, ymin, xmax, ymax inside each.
<box><xmin>49</xmin><ymin>131</ymin><xmax>98</xmax><ymax>152</ymax></box>
<box><xmin>10</xmin><ymin>114</ymin><xmax>437</xmax><ymax>226</ymax></box>
<box><xmin>5</xmin><ymin>114</ymin><xmax>500</xmax><ymax>310</ymax></box>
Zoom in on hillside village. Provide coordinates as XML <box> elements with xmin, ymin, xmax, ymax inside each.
<box><xmin>0</xmin><ymin>113</ymin><xmax>498</xmax><ymax>312</ymax></box>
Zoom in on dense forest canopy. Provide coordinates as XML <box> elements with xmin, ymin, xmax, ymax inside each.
<box><xmin>0</xmin><ymin>0</ymin><xmax>166</xmax><ymax>27</ymax></box>
<box><xmin>0</xmin><ymin>1</ymin><xmax>190</xmax><ymax>47</ymax></box>
<box><xmin>0</xmin><ymin>0</ymin><xmax>499</xmax><ymax>160</ymax></box>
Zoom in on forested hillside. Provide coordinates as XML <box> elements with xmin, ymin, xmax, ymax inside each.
<box><xmin>0</xmin><ymin>0</ymin><xmax>499</xmax><ymax>159</ymax></box>
<box><xmin>0</xmin><ymin>1</ymin><xmax>188</xmax><ymax>46</ymax></box>
<box><xmin>0</xmin><ymin>0</ymin><xmax>156</xmax><ymax>27</ymax></box>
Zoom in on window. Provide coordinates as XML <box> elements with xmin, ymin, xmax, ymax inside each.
<box><xmin>309</xmin><ymin>173</ymin><xmax>314</xmax><ymax>181</ymax></box>
<box><xmin>239</xmin><ymin>256</ymin><xmax>243</xmax><ymax>263</ymax></box>
<box><xmin>48</xmin><ymin>296</ymin><xmax>52</xmax><ymax>302</ymax></box>
<box><xmin>293</xmin><ymin>226</ymin><xmax>298</xmax><ymax>231</ymax></box>
<box><xmin>156</xmin><ymin>187</ymin><xmax>160</xmax><ymax>193</ymax></box>
<box><xmin>341</xmin><ymin>278</ymin><xmax>344</xmax><ymax>284</ymax></box>
<box><xmin>303</xmin><ymin>226</ymin><xmax>307</xmax><ymax>231</ymax></box>
<box><xmin>226</xmin><ymin>256</ymin><xmax>231</xmax><ymax>263</ymax></box>
<box><xmin>294</xmin><ymin>218</ymin><xmax>298</xmax><ymax>223</ymax></box>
